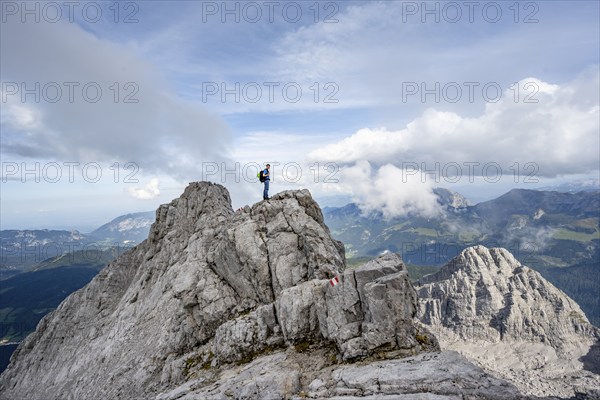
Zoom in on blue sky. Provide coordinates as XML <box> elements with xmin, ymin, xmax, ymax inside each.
<box><xmin>1</xmin><ymin>1</ymin><xmax>599</xmax><ymax>230</ymax></box>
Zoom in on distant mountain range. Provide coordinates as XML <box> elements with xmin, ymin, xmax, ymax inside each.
<box><xmin>89</xmin><ymin>211</ymin><xmax>155</xmax><ymax>245</ymax></box>
<box><xmin>537</xmin><ymin>178</ymin><xmax>599</xmax><ymax>193</ymax></box>
<box><xmin>0</xmin><ymin>211</ymin><xmax>154</xmax><ymax>278</ymax></box>
<box><xmin>0</xmin><ymin>230</ymin><xmax>88</xmax><ymax>276</ymax></box>
<box><xmin>323</xmin><ymin>188</ymin><xmax>600</xmax><ymax>326</ymax></box>
<box><xmin>324</xmin><ymin>188</ymin><xmax>598</xmax><ymax>265</ymax></box>
<box><xmin>0</xmin><ymin>211</ymin><xmax>155</xmax><ymax>348</ymax></box>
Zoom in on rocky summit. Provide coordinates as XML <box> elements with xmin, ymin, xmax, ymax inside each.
<box><xmin>0</xmin><ymin>183</ymin><xmax>440</xmax><ymax>400</ymax></box>
<box><xmin>1</xmin><ymin>182</ymin><xmax>595</xmax><ymax>400</ymax></box>
<box><xmin>416</xmin><ymin>245</ymin><xmax>600</xmax><ymax>398</ymax></box>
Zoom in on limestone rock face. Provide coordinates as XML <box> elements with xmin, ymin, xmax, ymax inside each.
<box><xmin>155</xmin><ymin>350</ymin><xmax>523</xmax><ymax>400</ymax></box>
<box><xmin>0</xmin><ymin>183</ymin><xmax>433</xmax><ymax>400</ymax></box>
<box><xmin>416</xmin><ymin>245</ymin><xmax>600</xmax><ymax>398</ymax></box>
<box><xmin>417</xmin><ymin>245</ymin><xmax>597</xmax><ymax>344</ymax></box>
<box><xmin>320</xmin><ymin>253</ymin><xmax>430</xmax><ymax>360</ymax></box>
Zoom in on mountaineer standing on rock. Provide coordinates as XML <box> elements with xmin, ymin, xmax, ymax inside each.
<box><xmin>262</xmin><ymin>163</ymin><xmax>270</xmax><ymax>200</ymax></box>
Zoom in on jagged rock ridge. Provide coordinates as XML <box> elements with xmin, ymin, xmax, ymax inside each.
<box><xmin>0</xmin><ymin>183</ymin><xmax>441</xmax><ymax>400</ymax></box>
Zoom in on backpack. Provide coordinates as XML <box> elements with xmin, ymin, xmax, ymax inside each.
<box><xmin>257</xmin><ymin>170</ymin><xmax>265</xmax><ymax>183</ymax></box>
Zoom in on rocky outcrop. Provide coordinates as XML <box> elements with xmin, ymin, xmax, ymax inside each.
<box><xmin>0</xmin><ymin>183</ymin><xmax>436</xmax><ymax>400</ymax></box>
<box><xmin>156</xmin><ymin>350</ymin><xmax>523</xmax><ymax>400</ymax></box>
<box><xmin>433</xmin><ymin>187</ymin><xmax>470</xmax><ymax>210</ymax></box>
<box><xmin>416</xmin><ymin>245</ymin><xmax>600</xmax><ymax>398</ymax></box>
<box><xmin>320</xmin><ymin>253</ymin><xmax>436</xmax><ymax>360</ymax></box>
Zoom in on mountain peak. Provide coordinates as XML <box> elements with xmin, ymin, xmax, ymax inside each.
<box><xmin>416</xmin><ymin>245</ymin><xmax>600</xmax><ymax>397</ymax></box>
<box><xmin>417</xmin><ymin>244</ymin><xmax>598</xmax><ymax>343</ymax></box>
<box><xmin>0</xmin><ymin>182</ymin><xmax>438</xmax><ymax>400</ymax></box>
<box><xmin>433</xmin><ymin>187</ymin><xmax>470</xmax><ymax>209</ymax></box>
<box><xmin>418</xmin><ymin>245</ymin><xmax>520</xmax><ymax>285</ymax></box>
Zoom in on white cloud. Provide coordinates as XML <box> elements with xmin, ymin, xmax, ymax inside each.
<box><xmin>128</xmin><ymin>179</ymin><xmax>160</xmax><ymax>200</ymax></box>
<box><xmin>338</xmin><ymin>161</ymin><xmax>442</xmax><ymax>219</ymax></box>
<box><xmin>0</xmin><ymin>19</ymin><xmax>231</xmax><ymax>180</ymax></box>
<box><xmin>309</xmin><ymin>74</ymin><xmax>600</xmax><ymax>178</ymax></box>
<box><xmin>0</xmin><ymin>98</ymin><xmax>41</xmax><ymax>130</ymax></box>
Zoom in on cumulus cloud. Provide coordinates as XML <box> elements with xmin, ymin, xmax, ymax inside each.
<box><xmin>128</xmin><ymin>179</ymin><xmax>160</xmax><ymax>200</ymax></box>
<box><xmin>338</xmin><ymin>161</ymin><xmax>442</xmax><ymax>219</ymax></box>
<box><xmin>0</xmin><ymin>18</ymin><xmax>230</xmax><ymax>180</ymax></box>
<box><xmin>0</xmin><ymin>98</ymin><xmax>41</xmax><ymax>130</ymax></box>
<box><xmin>309</xmin><ymin>73</ymin><xmax>600</xmax><ymax>178</ymax></box>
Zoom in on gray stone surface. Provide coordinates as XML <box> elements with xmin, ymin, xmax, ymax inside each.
<box><xmin>320</xmin><ymin>253</ymin><xmax>431</xmax><ymax>360</ymax></box>
<box><xmin>156</xmin><ymin>349</ymin><xmax>524</xmax><ymax>400</ymax></box>
<box><xmin>327</xmin><ymin>350</ymin><xmax>521</xmax><ymax>400</ymax></box>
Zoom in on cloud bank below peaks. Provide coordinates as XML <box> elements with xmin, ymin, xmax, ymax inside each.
<box><xmin>338</xmin><ymin>161</ymin><xmax>442</xmax><ymax>219</ymax></box>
